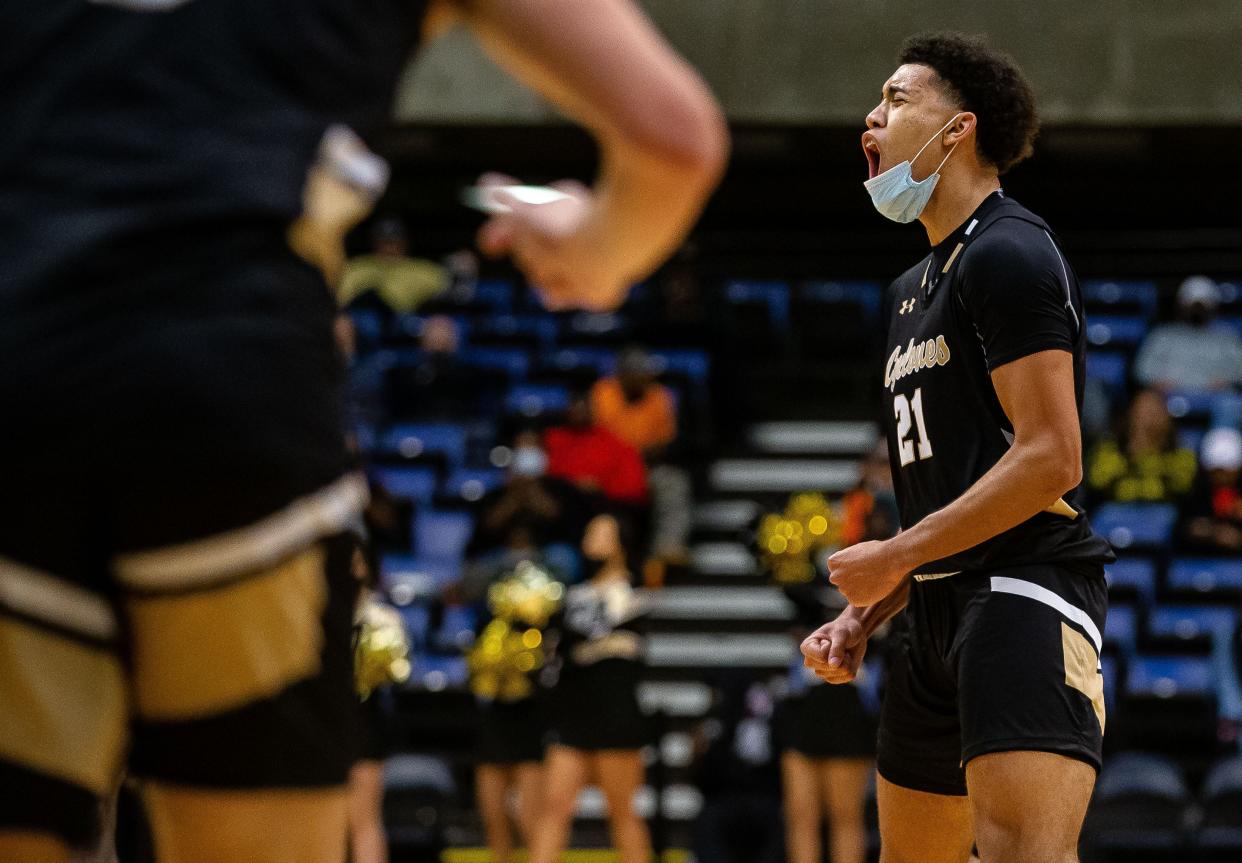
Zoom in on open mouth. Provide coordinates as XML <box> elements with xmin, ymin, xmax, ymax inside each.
<box><xmin>862</xmin><ymin>134</ymin><xmax>882</xmax><ymax>179</ymax></box>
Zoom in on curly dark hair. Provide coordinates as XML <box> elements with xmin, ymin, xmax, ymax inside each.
<box><xmin>899</xmin><ymin>32</ymin><xmax>1039</xmax><ymax>175</ymax></box>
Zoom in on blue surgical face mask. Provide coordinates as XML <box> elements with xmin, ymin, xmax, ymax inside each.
<box><xmin>512</xmin><ymin>446</ymin><xmax>547</xmax><ymax>477</ymax></box>
<box><xmin>864</xmin><ymin>113</ymin><xmax>962</xmax><ymax>224</ymax></box>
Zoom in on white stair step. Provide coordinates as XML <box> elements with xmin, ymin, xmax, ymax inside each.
<box><xmin>710</xmin><ymin>459</ymin><xmax>859</xmax><ymax>493</ymax></box>
<box><xmin>748</xmin><ymin>421</ymin><xmax>879</xmax><ymax>455</ymax></box>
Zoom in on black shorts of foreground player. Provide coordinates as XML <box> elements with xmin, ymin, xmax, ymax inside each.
<box><xmin>801</xmin><ymin>33</ymin><xmax>1114</xmax><ymax>863</ymax></box>
<box><xmin>0</xmin><ymin>0</ymin><xmax>726</xmax><ymax>860</ymax></box>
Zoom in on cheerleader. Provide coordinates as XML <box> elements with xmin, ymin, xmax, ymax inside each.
<box><xmin>777</xmin><ymin>581</ymin><xmax>877</xmax><ymax>863</ymax></box>
<box><xmin>529</xmin><ymin>514</ymin><xmax>652</xmax><ymax>863</ymax></box>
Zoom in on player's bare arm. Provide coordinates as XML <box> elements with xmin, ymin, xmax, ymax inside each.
<box><xmin>829</xmin><ymin>349</ymin><xmax>1082</xmax><ymax>606</ymax></box>
<box><xmin>800</xmin><ymin>579</ymin><xmax>911</xmax><ymax>684</ymax></box>
<box><xmin>427</xmin><ymin>0</ymin><xmax>729</xmax><ymax>310</ymax></box>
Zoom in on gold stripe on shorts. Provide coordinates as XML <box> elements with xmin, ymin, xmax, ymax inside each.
<box><xmin>126</xmin><ymin>547</ymin><xmax>328</xmax><ymax>722</ymax></box>
<box><xmin>1062</xmin><ymin>621</ymin><xmax>1106</xmax><ymax>733</ymax></box>
<box><xmin>0</xmin><ymin>615</ymin><xmax>127</xmax><ymax>794</ymax></box>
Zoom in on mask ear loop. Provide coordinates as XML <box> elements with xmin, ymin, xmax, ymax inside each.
<box><xmin>910</xmin><ymin>112</ymin><xmax>964</xmax><ymax>180</ymax></box>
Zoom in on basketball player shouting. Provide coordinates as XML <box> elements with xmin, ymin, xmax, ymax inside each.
<box><xmin>801</xmin><ymin>33</ymin><xmax>1114</xmax><ymax>863</ymax></box>
<box><xmin>0</xmin><ymin>1</ymin><xmax>725</xmax><ymax>861</ymax></box>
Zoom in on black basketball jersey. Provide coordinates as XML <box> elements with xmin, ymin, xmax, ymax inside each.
<box><xmin>881</xmin><ymin>191</ymin><xmax>1114</xmax><ymax>575</ymax></box>
<box><xmin>0</xmin><ymin>0</ymin><xmax>428</xmax><ymax>304</ymax></box>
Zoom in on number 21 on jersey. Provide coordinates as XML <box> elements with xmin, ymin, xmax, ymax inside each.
<box><xmin>894</xmin><ymin>387</ymin><xmax>933</xmax><ymax>466</ymax></box>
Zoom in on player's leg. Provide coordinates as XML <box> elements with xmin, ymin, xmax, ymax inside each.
<box><xmin>348</xmin><ymin>759</ymin><xmax>389</xmax><ymax>863</ymax></box>
<box><xmin>955</xmin><ymin>564</ymin><xmax>1108</xmax><ymax>863</ymax></box>
<box><xmin>512</xmin><ymin>761</ymin><xmax>545</xmax><ymax>847</ymax></box>
<box><xmin>119</xmin><ymin>526</ymin><xmax>362</xmax><ymax>863</ymax></box>
<box><xmin>527</xmin><ymin>746</ymin><xmax>590</xmax><ymax>863</ymax></box>
<box><xmin>877</xmin><ymin>775</ymin><xmax>975</xmax><ymax>863</ymax></box>
<box><xmin>876</xmin><ymin>584</ymin><xmax>976</xmax><ymax>863</ymax></box>
<box><xmin>594</xmin><ymin>749</ymin><xmax>652</xmax><ymax>863</ymax></box>
<box><xmin>966</xmin><ymin>751</ymin><xmax>1094</xmax><ymax>863</ymax></box>
<box><xmin>780</xmin><ymin>751</ymin><xmax>823</xmax><ymax>863</ymax></box>
<box><xmin>476</xmin><ymin>764</ymin><xmax>517</xmax><ymax>863</ymax></box>
<box><xmin>0</xmin><ymin>506</ymin><xmax>127</xmax><ymax>861</ymax></box>
<box><xmin>819</xmin><ymin>758</ymin><xmax>870</xmax><ymax>863</ymax></box>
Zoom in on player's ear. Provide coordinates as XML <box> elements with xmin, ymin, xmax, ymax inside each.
<box><xmin>945</xmin><ymin>112</ymin><xmax>977</xmax><ymax>147</ymax></box>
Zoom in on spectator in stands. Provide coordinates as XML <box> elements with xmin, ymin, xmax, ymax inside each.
<box><xmin>545</xmin><ymin>393</ymin><xmax>648</xmax><ymax>507</ymax></box>
<box><xmin>1086</xmin><ymin>388</ymin><xmax>1197</xmax><ymax>504</ymax></box>
<box><xmin>841</xmin><ymin>440</ymin><xmax>900</xmax><ymax>547</ymax></box>
<box><xmin>530</xmin><ymin>514</ymin><xmax>651</xmax><ymax>863</ymax></box>
<box><xmin>1182</xmin><ymin>427</ymin><xmax>1242</xmax><ymax>554</ymax></box>
<box><xmin>592</xmin><ymin>347</ymin><xmax>692</xmax><ymax>561</ymax></box>
<box><xmin>466</xmin><ymin>430</ymin><xmax>591</xmax><ymax>559</ymax></box>
<box><xmin>339</xmin><ymin>217</ymin><xmax>449</xmax><ymax>313</ymax></box>
<box><xmin>691</xmin><ymin>675</ymin><xmax>784</xmax><ymax>863</ymax></box>
<box><xmin>385</xmin><ymin>315</ymin><xmax>484</xmax><ymax>420</ymax></box>
<box><xmin>1135</xmin><ymin>276</ymin><xmax>1242</xmax><ymax>393</ymax></box>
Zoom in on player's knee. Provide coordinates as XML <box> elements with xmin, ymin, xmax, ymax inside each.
<box><xmin>974</xmin><ymin>817</ymin><xmax>1076</xmax><ymax>863</ymax></box>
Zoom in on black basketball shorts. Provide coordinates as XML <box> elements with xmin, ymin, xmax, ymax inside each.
<box><xmin>0</xmin><ymin>254</ymin><xmax>364</xmax><ymax>846</ymax></box>
<box><xmin>877</xmin><ymin>562</ymin><xmax>1108</xmax><ymax>797</ymax></box>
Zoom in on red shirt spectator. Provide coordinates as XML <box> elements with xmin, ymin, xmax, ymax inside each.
<box><xmin>545</xmin><ymin>395</ymin><xmax>648</xmax><ymax>504</ymax></box>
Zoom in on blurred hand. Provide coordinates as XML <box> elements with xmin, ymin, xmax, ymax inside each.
<box><xmin>800</xmin><ymin>612</ymin><xmax>867</xmax><ymax>684</ymax></box>
<box><xmin>827</xmin><ymin>539</ymin><xmax>911</xmax><ymax>607</ymax></box>
<box><xmin>475</xmin><ymin>173</ymin><xmax>631</xmax><ymax>312</ymax></box>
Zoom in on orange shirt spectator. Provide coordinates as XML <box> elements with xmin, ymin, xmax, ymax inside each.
<box><xmin>590</xmin><ymin>376</ymin><xmax>677</xmax><ymax>454</ymax></box>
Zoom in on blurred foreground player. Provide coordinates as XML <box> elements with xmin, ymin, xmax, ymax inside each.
<box><xmin>801</xmin><ymin>34</ymin><xmax>1114</xmax><ymax>863</ymax></box>
<box><xmin>0</xmin><ymin>1</ymin><xmax>726</xmax><ymax>861</ymax></box>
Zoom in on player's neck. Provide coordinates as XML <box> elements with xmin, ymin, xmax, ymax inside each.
<box><xmin>919</xmin><ymin>171</ymin><xmax>1002</xmax><ymax>246</ymax></box>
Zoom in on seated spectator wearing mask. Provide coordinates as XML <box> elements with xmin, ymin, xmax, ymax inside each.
<box><xmin>1086</xmin><ymin>388</ymin><xmax>1197</xmax><ymax>504</ymax></box>
<box><xmin>465</xmin><ymin>430</ymin><xmax>592</xmax><ymax>559</ymax></box>
<box><xmin>591</xmin><ymin>348</ymin><xmax>691</xmax><ymax>561</ymax></box>
<box><xmin>1182</xmin><ymin>427</ymin><xmax>1242</xmax><ymax>554</ymax></box>
<box><xmin>1135</xmin><ymin>276</ymin><xmax>1242</xmax><ymax>393</ymax></box>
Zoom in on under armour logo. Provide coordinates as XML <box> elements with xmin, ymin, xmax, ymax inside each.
<box><xmin>899</xmin><ymin>298</ymin><xmax>917</xmax><ymax>315</ymax></box>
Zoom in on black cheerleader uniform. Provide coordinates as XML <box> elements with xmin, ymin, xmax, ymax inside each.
<box><xmin>546</xmin><ymin>577</ymin><xmax>651</xmax><ymax>751</ymax></box>
<box><xmin>776</xmin><ymin>582</ymin><xmax>878</xmax><ymax>760</ymax></box>
<box><xmin>476</xmin><ymin>696</ymin><xmax>548</xmax><ymax>766</ymax></box>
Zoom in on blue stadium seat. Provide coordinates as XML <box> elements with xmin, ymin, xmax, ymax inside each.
<box><xmin>1086</xmin><ymin>315</ymin><xmax>1150</xmax><ymax>349</ymax></box>
<box><xmin>1093</xmin><ymin>503</ymin><xmax>1178</xmax><ymax>550</ymax></box>
<box><xmin>434</xmin><ymin>605</ymin><xmax>479</xmax><ymax>652</ymax></box>
<box><xmin>395</xmin><ymin>601</ymin><xmax>431</xmax><ymax>651</ymax></box>
<box><xmin>472</xmin><ymin>313</ymin><xmax>558</xmax><ymax>349</ymax></box>
<box><xmin>1082</xmin><ymin>280</ymin><xmax>1159</xmax><ymax>318</ymax></box>
<box><xmin>725</xmin><ymin>280</ymin><xmax>792</xmax><ymax>332</ymax></box>
<box><xmin>1102</xmin><ymin>655</ymin><xmax>1120</xmax><ymax>715</ymax></box>
<box><xmin>649</xmin><ymin>349</ymin><xmax>711</xmax><ymax>386</ymax></box>
<box><xmin>1125</xmin><ymin>655</ymin><xmax>1215</xmax><ymax>698</ymax></box>
<box><xmin>441</xmin><ymin>467</ymin><xmax>506</xmax><ymax>503</ymax></box>
<box><xmin>406</xmin><ymin>653</ymin><xmax>470</xmax><ymax>691</ymax></box>
<box><xmin>1177</xmin><ymin>426</ymin><xmax>1206</xmax><ymax>455</ymax></box>
<box><xmin>1165</xmin><ymin>390</ymin><xmax>1227</xmax><ymax>420</ymax></box>
<box><xmin>457</xmin><ymin>346</ymin><xmax>531</xmax><ymax>379</ymax></box>
<box><xmin>1105</xmin><ymin>605</ymin><xmax>1138</xmax><ymax>654</ymax></box>
<box><xmin>1084</xmin><ymin>752</ymin><xmax>1191</xmax><ymax>854</ymax></box>
<box><xmin>1105</xmin><ymin>557</ymin><xmax>1158</xmax><ymax>605</ymax></box>
<box><xmin>371</xmin><ymin>465</ymin><xmax>438</xmax><ymax>504</ymax></box>
<box><xmin>1168</xmin><ymin>558</ymin><xmax>1242</xmax><ymax>596</ymax></box>
<box><xmin>800</xmin><ymin>280</ymin><xmax>883</xmax><ymax>322</ymax></box>
<box><xmin>1087</xmin><ymin>351</ymin><xmax>1130</xmax><ymax>396</ymax></box>
<box><xmin>1147</xmin><ymin>605</ymin><xmax>1238</xmax><ymax>644</ymax></box>
<box><xmin>381</xmin><ymin>555</ymin><xmax>461</xmax><ymax>602</ymax></box>
<box><xmin>473</xmin><ymin>278</ymin><xmax>516</xmax><ymax>312</ymax></box>
<box><xmin>380</xmin><ymin>423</ymin><xmax>468</xmax><ymax>467</ymax></box>
<box><xmin>542</xmin><ymin>346</ymin><xmax>617</xmax><ymax>376</ymax></box>
<box><xmin>347</xmin><ymin>308</ymin><xmax>385</xmax><ymax>351</ymax></box>
<box><xmin>1200</xmin><ymin>756</ymin><xmax>1242</xmax><ymax>851</ymax></box>
<box><xmin>414</xmin><ymin>510</ymin><xmax>475</xmax><ymax>561</ymax></box>
<box><xmin>505</xmin><ymin>382</ymin><xmax>572</xmax><ymax>418</ymax></box>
